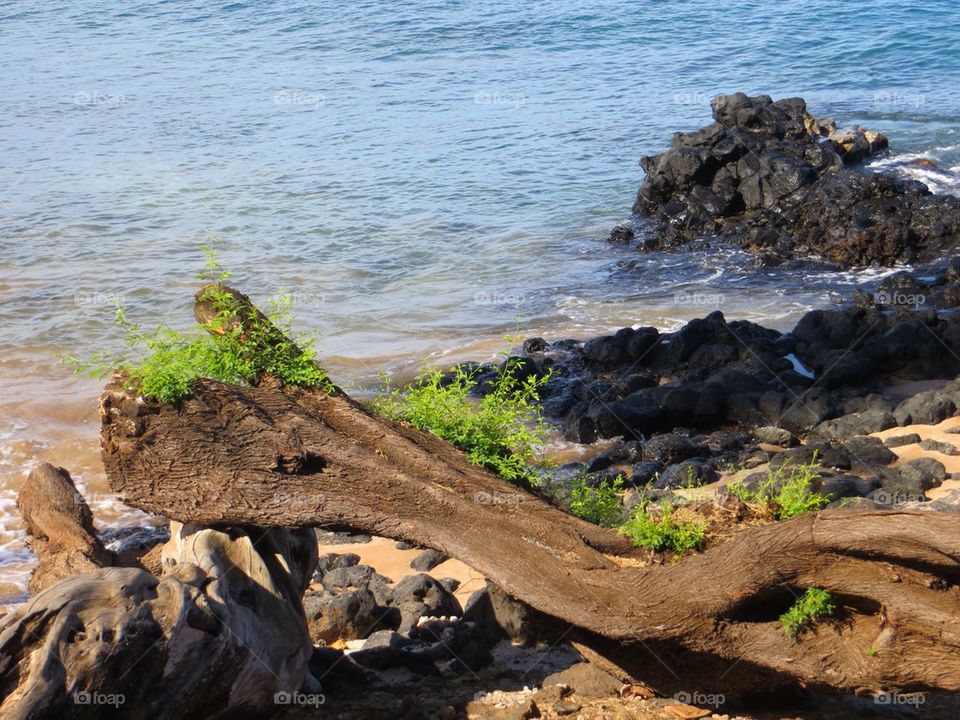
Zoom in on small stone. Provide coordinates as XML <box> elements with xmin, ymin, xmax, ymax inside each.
<box><xmin>553</xmin><ymin>698</ymin><xmax>581</xmax><ymax>716</ymax></box>
<box><xmin>919</xmin><ymin>438</ymin><xmax>960</xmax><ymax>456</ymax></box>
<box><xmin>410</xmin><ymin>548</ymin><xmax>448</xmax><ymax>571</ymax></box>
<box><xmin>753</xmin><ymin>426</ymin><xmax>798</xmax><ymax>447</ymax></box>
<box><xmin>884</xmin><ymin>434</ymin><xmax>921</xmax><ymax>448</ymax></box>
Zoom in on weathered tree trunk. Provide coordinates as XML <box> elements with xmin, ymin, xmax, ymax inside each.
<box><xmin>16</xmin><ymin>464</ymin><xmax>114</xmax><ymax>594</ymax></box>
<box><xmin>0</xmin><ymin>518</ymin><xmax>317</xmax><ymax>720</ymax></box>
<box><xmin>98</xmin><ymin>286</ymin><xmax>960</xmax><ymax>698</ymax></box>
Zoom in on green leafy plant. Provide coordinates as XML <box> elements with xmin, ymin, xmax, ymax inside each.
<box><xmin>373</xmin><ymin>361</ymin><xmax>550</xmax><ymax>484</ymax></box>
<box><xmin>568</xmin><ymin>474</ymin><xmax>625</xmax><ymax>527</ymax></box>
<box><xmin>67</xmin><ymin>239</ymin><xmax>332</xmax><ymax>403</ymax></box>
<box><xmin>619</xmin><ymin>502</ymin><xmax>706</xmax><ymax>554</ymax></box>
<box><xmin>726</xmin><ymin>452</ymin><xmax>830</xmax><ymax>520</ymax></box>
<box><xmin>780</xmin><ymin>587</ymin><xmax>836</xmax><ymax>637</ymax></box>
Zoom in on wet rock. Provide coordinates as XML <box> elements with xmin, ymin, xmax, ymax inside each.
<box><xmin>626</xmin><ymin>327</ymin><xmax>660</xmax><ymax>361</ymax></box>
<box><xmin>608</xmin><ymin>223</ymin><xmax>635</xmax><ymax>243</ymax></box>
<box><xmin>561</xmin><ymin>403</ymin><xmax>598</xmax><ymax>444</ymax></box>
<box><xmin>586</xmin><ymin>440</ymin><xmax>643</xmax><ymax>472</ymax></box>
<box><xmin>633</xmin><ymin>93</ymin><xmax>960</xmax><ymax>268</ymax></box>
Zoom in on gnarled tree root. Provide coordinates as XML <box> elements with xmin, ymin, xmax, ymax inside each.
<box><xmin>100</xmin><ymin>368</ymin><xmax>960</xmax><ymax>697</ymax></box>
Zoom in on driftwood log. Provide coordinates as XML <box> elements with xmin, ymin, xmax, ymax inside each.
<box><xmin>0</xmin><ymin>508</ymin><xmax>317</xmax><ymax>720</ymax></box>
<box><xmin>16</xmin><ymin>464</ymin><xmax>114</xmax><ymax>595</ymax></box>
<box><xmin>94</xmin><ymin>286</ymin><xmax>960</xmax><ymax>698</ymax></box>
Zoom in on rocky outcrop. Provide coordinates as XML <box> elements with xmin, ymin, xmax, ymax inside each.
<box><xmin>511</xmin><ymin>307</ymin><xmax>960</xmax><ymax>449</ymax></box>
<box><xmin>632</xmin><ymin>92</ymin><xmax>960</xmax><ymax>266</ymax></box>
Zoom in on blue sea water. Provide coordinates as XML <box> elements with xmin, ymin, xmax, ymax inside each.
<box><xmin>1</xmin><ymin>0</ymin><xmax>960</xmax><ymax>602</ymax></box>
<box><xmin>2</xmin><ymin>0</ymin><xmax>960</xmax><ymax>365</ymax></box>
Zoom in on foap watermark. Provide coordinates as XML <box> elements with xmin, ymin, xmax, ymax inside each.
<box><xmin>874</xmin><ymin>691</ymin><xmax>926</xmax><ymax>708</ymax></box>
<box><xmin>874</xmin><ymin>290</ymin><xmax>925</xmax><ymax>308</ymax></box>
<box><xmin>80</xmin><ymin>491</ymin><xmax>125</xmax><ymax>507</ymax></box>
<box><xmin>673</xmin><ymin>690</ymin><xmax>725</xmax><ymax>708</ymax></box>
<box><xmin>274</xmin><ymin>691</ymin><xmax>326</xmax><ymax>708</ymax></box>
<box><xmin>73</xmin><ymin>690</ymin><xmax>125</xmax><ymax>707</ymax></box>
<box><xmin>473</xmin><ymin>90</ymin><xmax>526</xmax><ymax>108</ymax></box>
<box><xmin>273</xmin><ymin>90</ymin><xmax>326</xmax><ymax>108</ymax></box>
<box><xmin>74</xmin><ymin>291</ymin><xmax>125</xmax><ymax>307</ymax></box>
<box><xmin>872</xmin><ymin>490</ymin><xmax>925</xmax><ymax>507</ymax></box>
<box><xmin>873</xmin><ymin>90</ymin><xmax>925</xmax><ymax>109</ymax></box>
<box><xmin>276</xmin><ymin>291</ymin><xmax>326</xmax><ymax>308</ymax></box>
<box><xmin>672</xmin><ymin>91</ymin><xmax>712</xmax><ymax>107</ymax></box>
<box><xmin>74</xmin><ymin>91</ymin><xmax>126</xmax><ymax>106</ymax></box>
<box><xmin>674</xmin><ymin>288</ymin><xmax>725</xmax><ymax>308</ymax></box>
<box><xmin>473</xmin><ymin>290</ymin><xmax>525</xmax><ymax>307</ymax></box>
<box><xmin>474</xmin><ymin>490</ymin><xmax>523</xmax><ymax>507</ymax></box>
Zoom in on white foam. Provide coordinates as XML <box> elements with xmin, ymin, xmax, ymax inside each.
<box><xmin>785</xmin><ymin>353</ymin><xmax>815</xmax><ymax>379</ymax></box>
<box><xmin>867</xmin><ymin>154</ymin><xmax>960</xmax><ymax>197</ymax></box>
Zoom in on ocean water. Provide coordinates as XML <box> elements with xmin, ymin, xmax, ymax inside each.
<box><xmin>2</xmin><ymin>0</ymin><xmax>960</xmax><ymax>606</ymax></box>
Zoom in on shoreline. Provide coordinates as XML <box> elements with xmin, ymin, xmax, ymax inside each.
<box><xmin>5</xmin><ymin>92</ymin><xmax>960</xmax><ymax>719</ymax></box>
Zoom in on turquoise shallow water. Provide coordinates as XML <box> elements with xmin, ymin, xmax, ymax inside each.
<box><xmin>1</xmin><ymin>0</ymin><xmax>960</xmax><ymax>602</ymax></box>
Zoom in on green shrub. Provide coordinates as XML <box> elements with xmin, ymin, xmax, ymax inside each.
<box><xmin>568</xmin><ymin>474</ymin><xmax>625</xmax><ymax>527</ymax></box>
<box><xmin>373</xmin><ymin>361</ymin><xmax>550</xmax><ymax>484</ymax></box>
<box><xmin>726</xmin><ymin>452</ymin><xmax>830</xmax><ymax>520</ymax></box>
<box><xmin>67</xmin><ymin>241</ymin><xmax>331</xmax><ymax>403</ymax></box>
<box><xmin>620</xmin><ymin>503</ymin><xmax>706</xmax><ymax>554</ymax></box>
<box><xmin>780</xmin><ymin>587</ymin><xmax>836</xmax><ymax>637</ymax></box>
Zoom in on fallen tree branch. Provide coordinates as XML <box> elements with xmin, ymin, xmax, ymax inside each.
<box><xmin>97</xmin><ymin>286</ymin><xmax>960</xmax><ymax>697</ymax></box>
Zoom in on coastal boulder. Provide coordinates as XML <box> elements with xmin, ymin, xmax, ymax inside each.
<box><xmin>633</xmin><ymin>92</ymin><xmax>960</xmax><ymax>268</ymax></box>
